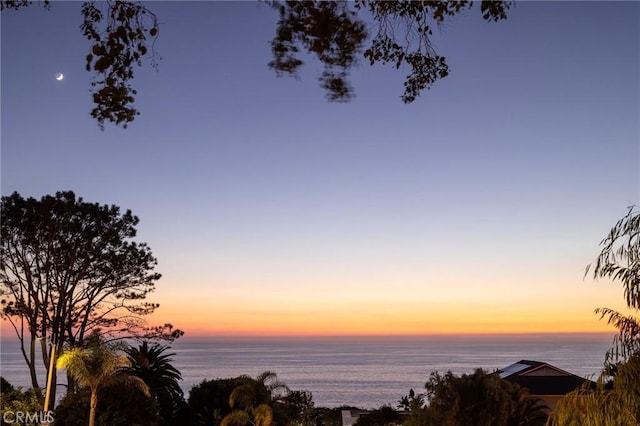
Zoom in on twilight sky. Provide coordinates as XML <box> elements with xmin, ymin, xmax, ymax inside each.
<box><xmin>2</xmin><ymin>1</ymin><xmax>639</xmax><ymax>336</ymax></box>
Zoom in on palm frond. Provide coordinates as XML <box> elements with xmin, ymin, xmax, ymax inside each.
<box><xmin>253</xmin><ymin>403</ymin><xmax>274</xmax><ymax>426</ymax></box>
<box><xmin>221</xmin><ymin>410</ymin><xmax>251</xmax><ymax>426</ymax></box>
<box><xmin>56</xmin><ymin>348</ymin><xmax>93</xmax><ymax>387</ymax></box>
<box><xmin>107</xmin><ymin>373</ymin><xmax>150</xmax><ymax>396</ymax></box>
<box><xmin>229</xmin><ymin>383</ymin><xmax>256</xmax><ymax>410</ymax></box>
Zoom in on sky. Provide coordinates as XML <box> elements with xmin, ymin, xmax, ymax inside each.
<box><xmin>1</xmin><ymin>1</ymin><xmax>639</xmax><ymax>337</ymax></box>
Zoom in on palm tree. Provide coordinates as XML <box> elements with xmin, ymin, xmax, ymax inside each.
<box><xmin>221</xmin><ymin>404</ymin><xmax>273</xmax><ymax>426</ymax></box>
<box><xmin>123</xmin><ymin>341</ymin><xmax>184</xmax><ymax>424</ymax></box>
<box><xmin>221</xmin><ymin>371</ymin><xmax>289</xmax><ymax>426</ymax></box>
<box><xmin>506</xmin><ymin>385</ymin><xmax>549</xmax><ymax>426</ymax></box>
<box><xmin>56</xmin><ymin>337</ymin><xmax>149</xmax><ymax>426</ymax></box>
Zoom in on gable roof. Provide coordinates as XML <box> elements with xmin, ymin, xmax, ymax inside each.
<box><xmin>497</xmin><ymin>360</ymin><xmax>595</xmax><ymax>396</ymax></box>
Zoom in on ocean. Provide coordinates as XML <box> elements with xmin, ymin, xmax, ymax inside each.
<box><xmin>0</xmin><ymin>333</ymin><xmax>614</xmax><ymax>408</ymax></box>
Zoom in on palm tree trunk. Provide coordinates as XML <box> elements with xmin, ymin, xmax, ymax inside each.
<box><xmin>47</xmin><ymin>366</ymin><xmax>58</xmax><ymax>411</ymax></box>
<box><xmin>29</xmin><ymin>336</ymin><xmax>40</xmax><ymax>390</ymax></box>
<box><xmin>89</xmin><ymin>389</ymin><xmax>98</xmax><ymax>426</ymax></box>
<box><xmin>44</xmin><ymin>343</ymin><xmax>59</xmax><ymax>411</ymax></box>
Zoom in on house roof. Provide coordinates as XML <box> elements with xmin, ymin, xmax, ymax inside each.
<box><xmin>497</xmin><ymin>360</ymin><xmax>595</xmax><ymax>396</ymax></box>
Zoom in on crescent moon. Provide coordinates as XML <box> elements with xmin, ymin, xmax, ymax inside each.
<box><xmin>55</xmin><ymin>73</ymin><xmax>64</xmax><ymax>81</ymax></box>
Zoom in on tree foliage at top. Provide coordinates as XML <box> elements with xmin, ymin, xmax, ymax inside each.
<box><xmin>0</xmin><ymin>190</ymin><xmax>182</xmax><ymax>400</ymax></box>
<box><xmin>269</xmin><ymin>0</ymin><xmax>511</xmax><ymax>103</ymax></box>
<box><xmin>1</xmin><ymin>0</ymin><xmax>510</xmax><ymax>129</ymax></box>
<box><xmin>80</xmin><ymin>1</ymin><xmax>160</xmax><ymax>129</ymax></box>
<box><xmin>1</xmin><ymin>0</ymin><xmax>159</xmax><ymax>130</ymax></box>
<box><xmin>0</xmin><ymin>0</ymin><xmax>47</xmax><ymax>10</ymax></box>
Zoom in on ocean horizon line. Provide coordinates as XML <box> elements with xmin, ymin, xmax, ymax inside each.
<box><xmin>166</xmin><ymin>331</ymin><xmax>616</xmax><ymax>343</ymax></box>
<box><xmin>1</xmin><ymin>330</ymin><xmax>616</xmax><ymax>343</ymax></box>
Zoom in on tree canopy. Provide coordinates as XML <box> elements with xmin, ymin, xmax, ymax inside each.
<box><xmin>269</xmin><ymin>0</ymin><xmax>510</xmax><ymax>103</ymax></box>
<box><xmin>0</xmin><ymin>0</ymin><xmax>511</xmax><ymax>129</ymax></box>
<box><xmin>549</xmin><ymin>355</ymin><xmax>640</xmax><ymax>425</ymax></box>
<box><xmin>551</xmin><ymin>206</ymin><xmax>640</xmax><ymax>424</ymax></box>
<box><xmin>403</xmin><ymin>369</ymin><xmax>548</xmax><ymax>426</ymax></box>
<box><xmin>0</xmin><ymin>190</ymin><xmax>182</xmax><ymax>402</ymax></box>
<box><xmin>586</xmin><ymin>205</ymin><xmax>640</xmax><ymax>360</ymax></box>
<box><xmin>187</xmin><ymin>372</ymin><xmax>315</xmax><ymax>426</ymax></box>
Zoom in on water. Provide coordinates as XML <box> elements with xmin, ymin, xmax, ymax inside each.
<box><xmin>0</xmin><ymin>333</ymin><xmax>613</xmax><ymax>408</ymax></box>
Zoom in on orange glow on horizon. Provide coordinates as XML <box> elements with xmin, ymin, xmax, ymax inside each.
<box><xmin>0</xmin><ymin>276</ymin><xmax>630</xmax><ymax>340</ymax></box>
<box><xmin>137</xmin><ymin>266</ymin><xmax>633</xmax><ymax>338</ymax></box>
<box><xmin>0</xmin><ymin>308</ymin><xmax>620</xmax><ymax>339</ymax></box>
<box><xmin>146</xmin><ymin>296</ymin><xmax>625</xmax><ymax>338</ymax></box>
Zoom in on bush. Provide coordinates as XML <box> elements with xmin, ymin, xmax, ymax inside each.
<box><xmin>0</xmin><ymin>379</ymin><xmax>44</xmax><ymax>425</ymax></box>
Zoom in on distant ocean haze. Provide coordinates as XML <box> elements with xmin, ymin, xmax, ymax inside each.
<box><xmin>0</xmin><ymin>333</ymin><xmax>614</xmax><ymax>408</ymax></box>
